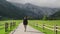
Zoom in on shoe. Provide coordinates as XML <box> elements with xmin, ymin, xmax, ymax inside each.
<box><xmin>24</xmin><ymin>30</ymin><xmax>26</xmax><ymax>32</ymax></box>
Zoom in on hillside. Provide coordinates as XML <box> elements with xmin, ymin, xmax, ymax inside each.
<box><xmin>11</xmin><ymin>2</ymin><xmax>58</xmax><ymax>16</ymax></box>
<box><xmin>0</xmin><ymin>0</ymin><xmax>40</xmax><ymax>19</ymax></box>
<box><xmin>0</xmin><ymin>0</ymin><xmax>60</xmax><ymax>20</ymax></box>
<box><xmin>0</xmin><ymin>0</ymin><xmax>22</xmax><ymax>19</ymax></box>
<box><xmin>48</xmin><ymin>11</ymin><xmax>60</xmax><ymax>20</ymax></box>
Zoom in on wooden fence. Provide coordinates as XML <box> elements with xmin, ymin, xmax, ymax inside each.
<box><xmin>5</xmin><ymin>22</ymin><xmax>16</xmax><ymax>32</ymax></box>
<box><xmin>0</xmin><ymin>22</ymin><xmax>16</xmax><ymax>33</ymax></box>
<box><xmin>30</xmin><ymin>23</ymin><xmax>60</xmax><ymax>34</ymax></box>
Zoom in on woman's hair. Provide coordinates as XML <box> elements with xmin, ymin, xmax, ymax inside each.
<box><xmin>25</xmin><ymin>16</ymin><xmax>27</xmax><ymax>18</ymax></box>
<box><xmin>24</xmin><ymin>16</ymin><xmax>27</xmax><ymax>19</ymax></box>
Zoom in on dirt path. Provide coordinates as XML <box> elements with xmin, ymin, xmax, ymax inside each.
<box><xmin>10</xmin><ymin>23</ymin><xmax>44</xmax><ymax>34</ymax></box>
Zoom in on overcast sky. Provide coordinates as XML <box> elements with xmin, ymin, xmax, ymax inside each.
<box><xmin>7</xmin><ymin>0</ymin><xmax>60</xmax><ymax>8</ymax></box>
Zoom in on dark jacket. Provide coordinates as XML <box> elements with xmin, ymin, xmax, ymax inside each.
<box><xmin>23</xmin><ymin>17</ymin><xmax>28</xmax><ymax>25</ymax></box>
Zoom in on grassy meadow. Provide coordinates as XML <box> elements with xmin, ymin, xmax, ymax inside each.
<box><xmin>0</xmin><ymin>20</ymin><xmax>22</xmax><ymax>34</ymax></box>
<box><xmin>28</xmin><ymin>20</ymin><xmax>60</xmax><ymax>34</ymax></box>
<box><xmin>0</xmin><ymin>20</ymin><xmax>60</xmax><ymax>34</ymax></box>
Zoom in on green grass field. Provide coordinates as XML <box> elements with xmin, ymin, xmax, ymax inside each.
<box><xmin>0</xmin><ymin>20</ymin><xmax>60</xmax><ymax>34</ymax></box>
<box><xmin>0</xmin><ymin>20</ymin><xmax>22</xmax><ymax>34</ymax></box>
<box><xmin>28</xmin><ymin>20</ymin><xmax>60</xmax><ymax>34</ymax></box>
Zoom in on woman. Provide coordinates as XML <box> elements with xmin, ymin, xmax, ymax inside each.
<box><xmin>23</xmin><ymin>16</ymin><xmax>28</xmax><ymax>32</ymax></box>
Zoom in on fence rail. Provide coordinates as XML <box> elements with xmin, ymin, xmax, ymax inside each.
<box><xmin>29</xmin><ymin>23</ymin><xmax>60</xmax><ymax>34</ymax></box>
<box><xmin>0</xmin><ymin>24</ymin><xmax>4</xmax><ymax>26</ymax></box>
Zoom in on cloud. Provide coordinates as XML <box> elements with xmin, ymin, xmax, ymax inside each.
<box><xmin>6</xmin><ymin>0</ymin><xmax>60</xmax><ymax>8</ymax></box>
<box><xmin>6</xmin><ymin>0</ymin><xmax>57</xmax><ymax>3</ymax></box>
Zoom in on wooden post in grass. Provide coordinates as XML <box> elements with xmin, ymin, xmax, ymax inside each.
<box><xmin>42</xmin><ymin>23</ymin><xmax>45</xmax><ymax>33</ymax></box>
<box><xmin>54</xmin><ymin>25</ymin><xmax>58</xmax><ymax>34</ymax></box>
<box><xmin>5</xmin><ymin>22</ymin><xmax>8</xmax><ymax>32</ymax></box>
<box><xmin>43</xmin><ymin>24</ymin><xmax>45</xmax><ymax>30</ymax></box>
<box><xmin>36</xmin><ymin>23</ymin><xmax>38</xmax><ymax>27</ymax></box>
<box><xmin>12</xmin><ymin>22</ymin><xmax>16</xmax><ymax>28</ymax></box>
<box><xmin>13</xmin><ymin>22</ymin><xmax>16</xmax><ymax>26</ymax></box>
<box><xmin>55</xmin><ymin>25</ymin><xmax>58</xmax><ymax>34</ymax></box>
<box><xmin>10</xmin><ymin>22</ymin><xmax>13</xmax><ymax>30</ymax></box>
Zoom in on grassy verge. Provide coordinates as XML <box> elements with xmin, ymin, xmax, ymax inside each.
<box><xmin>0</xmin><ymin>20</ymin><xmax>22</xmax><ymax>34</ymax></box>
<box><xmin>28</xmin><ymin>20</ymin><xmax>60</xmax><ymax>34</ymax></box>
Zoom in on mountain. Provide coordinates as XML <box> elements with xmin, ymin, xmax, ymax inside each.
<box><xmin>0</xmin><ymin>0</ymin><xmax>41</xmax><ymax>20</ymax></box>
<box><xmin>0</xmin><ymin>0</ymin><xmax>60</xmax><ymax>20</ymax></box>
<box><xmin>0</xmin><ymin>0</ymin><xmax>24</xmax><ymax>19</ymax></box>
<box><xmin>11</xmin><ymin>2</ymin><xmax>58</xmax><ymax>17</ymax></box>
<box><xmin>48</xmin><ymin>11</ymin><xmax>60</xmax><ymax>20</ymax></box>
<box><xmin>10</xmin><ymin>2</ymin><xmax>59</xmax><ymax>19</ymax></box>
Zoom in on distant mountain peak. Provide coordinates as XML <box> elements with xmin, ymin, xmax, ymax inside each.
<box><xmin>24</xmin><ymin>3</ymin><xmax>39</xmax><ymax>7</ymax></box>
<box><xmin>25</xmin><ymin>3</ymin><xmax>31</xmax><ymax>5</ymax></box>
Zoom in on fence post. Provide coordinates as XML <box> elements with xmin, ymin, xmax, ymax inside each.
<box><xmin>13</xmin><ymin>22</ymin><xmax>16</xmax><ymax>26</ymax></box>
<box><xmin>10</xmin><ymin>22</ymin><xmax>13</xmax><ymax>30</ymax></box>
<box><xmin>36</xmin><ymin>23</ymin><xmax>38</xmax><ymax>27</ymax></box>
<box><xmin>56</xmin><ymin>25</ymin><xmax>58</xmax><ymax>34</ymax></box>
<box><xmin>43</xmin><ymin>24</ymin><xmax>45</xmax><ymax>30</ymax></box>
<box><xmin>5</xmin><ymin>22</ymin><xmax>8</xmax><ymax>32</ymax></box>
<box><xmin>54</xmin><ymin>24</ymin><xmax>58</xmax><ymax>34</ymax></box>
<box><xmin>42</xmin><ymin>23</ymin><xmax>45</xmax><ymax>33</ymax></box>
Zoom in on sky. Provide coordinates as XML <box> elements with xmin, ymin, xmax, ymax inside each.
<box><xmin>6</xmin><ymin>0</ymin><xmax>60</xmax><ymax>8</ymax></box>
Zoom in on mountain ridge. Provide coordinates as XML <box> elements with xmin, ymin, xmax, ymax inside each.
<box><xmin>11</xmin><ymin>2</ymin><xmax>59</xmax><ymax>16</ymax></box>
<box><xmin>0</xmin><ymin>0</ymin><xmax>60</xmax><ymax>20</ymax></box>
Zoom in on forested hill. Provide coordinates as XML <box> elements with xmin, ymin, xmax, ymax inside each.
<box><xmin>48</xmin><ymin>11</ymin><xmax>60</xmax><ymax>20</ymax></box>
<box><xmin>0</xmin><ymin>0</ymin><xmax>22</xmax><ymax>19</ymax></box>
<box><xmin>0</xmin><ymin>0</ymin><xmax>60</xmax><ymax>20</ymax></box>
<box><xmin>0</xmin><ymin>0</ymin><xmax>39</xmax><ymax>19</ymax></box>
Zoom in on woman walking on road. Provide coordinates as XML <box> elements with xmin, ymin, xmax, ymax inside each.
<box><xmin>23</xmin><ymin>16</ymin><xmax>28</xmax><ymax>32</ymax></box>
